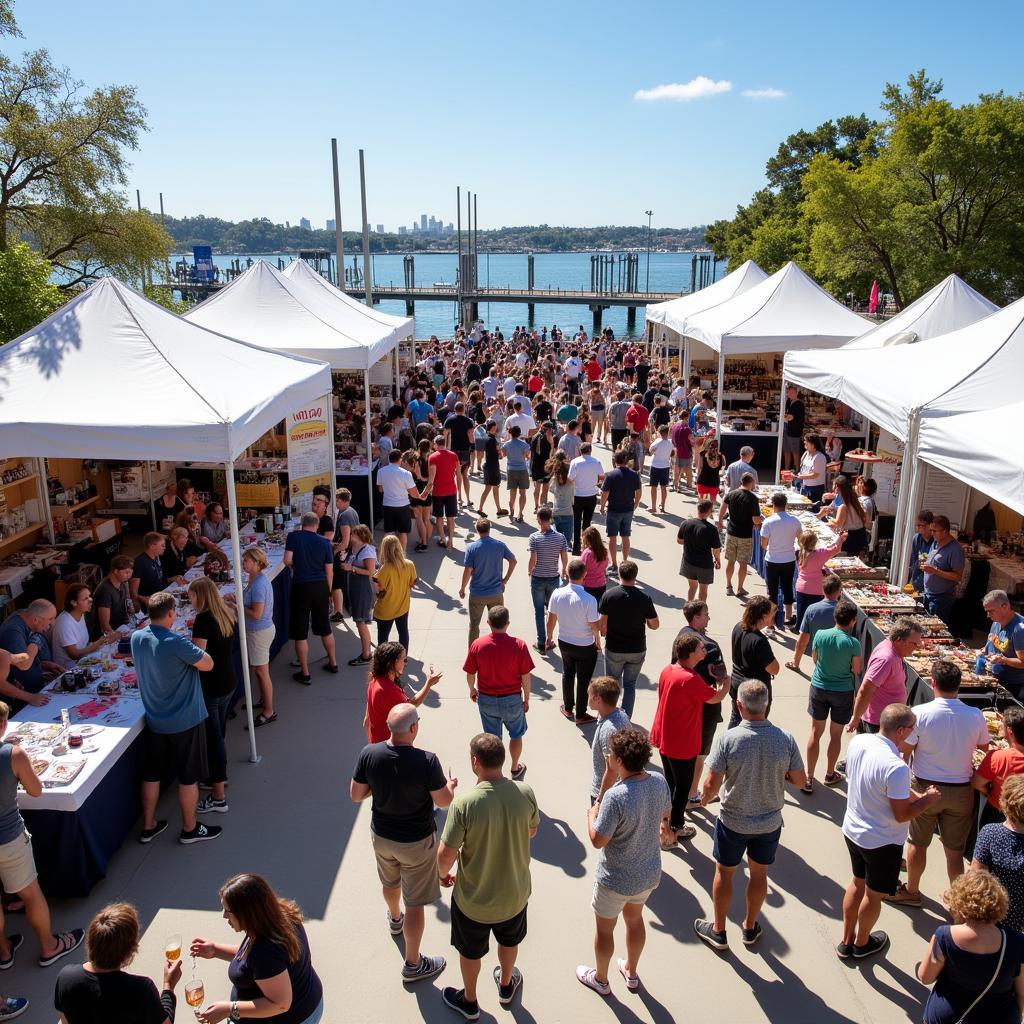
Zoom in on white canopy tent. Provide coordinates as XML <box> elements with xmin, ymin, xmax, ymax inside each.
<box><xmin>0</xmin><ymin>276</ymin><xmax>332</xmax><ymax>760</ymax></box>
<box><xmin>915</xmin><ymin>295</ymin><xmax>1024</xmax><ymax>520</ymax></box>
<box><xmin>644</xmin><ymin>259</ymin><xmax>768</xmax><ymax>374</ymax></box>
<box><xmin>187</xmin><ymin>260</ymin><xmax>413</xmax><ymax>526</ymax></box>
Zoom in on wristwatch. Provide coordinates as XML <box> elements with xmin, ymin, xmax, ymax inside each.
<box><xmin>230</xmin><ymin>1001</ymin><xmax>241</xmax><ymax>1021</ymax></box>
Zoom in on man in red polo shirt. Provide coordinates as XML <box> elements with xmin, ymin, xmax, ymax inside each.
<box><xmin>425</xmin><ymin>433</ymin><xmax>461</xmax><ymax>551</ymax></box>
<box><xmin>585</xmin><ymin>354</ymin><xmax>602</xmax><ymax>383</ymax></box>
<box><xmin>463</xmin><ymin>605</ymin><xmax>534</xmax><ymax>780</ymax></box>
<box><xmin>625</xmin><ymin>394</ymin><xmax>651</xmax><ymax>444</ymax></box>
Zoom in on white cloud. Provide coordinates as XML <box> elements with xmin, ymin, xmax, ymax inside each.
<box><xmin>742</xmin><ymin>87</ymin><xmax>787</xmax><ymax>100</ymax></box>
<box><xmin>634</xmin><ymin>77</ymin><xmax>732</xmax><ymax>102</ymax></box>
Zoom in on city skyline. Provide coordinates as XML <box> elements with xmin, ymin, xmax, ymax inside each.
<box><xmin>14</xmin><ymin>1</ymin><xmax>1024</xmax><ymax>229</ymax></box>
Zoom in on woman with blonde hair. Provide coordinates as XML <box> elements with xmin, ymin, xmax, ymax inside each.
<box><xmin>373</xmin><ymin>534</ymin><xmax>417</xmax><ymax>651</ymax></box>
<box><xmin>238</xmin><ymin>546</ymin><xmax>276</xmax><ymax>728</ymax></box>
<box><xmin>918</xmin><ymin>869</ymin><xmax>1024</xmax><ymax>1024</ymax></box>
<box><xmin>191</xmin><ymin>874</ymin><xmax>323</xmax><ymax>1024</ymax></box>
<box><xmin>341</xmin><ymin>524</ymin><xmax>376</xmax><ymax>666</ymax></box>
<box><xmin>188</xmin><ymin>576</ymin><xmax>237</xmax><ymax>814</ymax></box>
<box><xmin>793</xmin><ymin>527</ymin><xmax>847</xmax><ymax>629</ymax></box>
<box><xmin>162</xmin><ymin>525</ymin><xmax>202</xmax><ymax>580</ymax></box>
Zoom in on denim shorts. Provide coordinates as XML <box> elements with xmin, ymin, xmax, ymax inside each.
<box><xmin>712</xmin><ymin>820</ymin><xmax>782</xmax><ymax>868</ymax></box>
<box><xmin>477</xmin><ymin>691</ymin><xmax>528</xmax><ymax>740</ymax></box>
<box><xmin>605</xmin><ymin>509</ymin><xmax>634</xmax><ymax>538</ymax></box>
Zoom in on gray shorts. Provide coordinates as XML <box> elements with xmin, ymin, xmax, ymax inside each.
<box><xmin>507</xmin><ymin>469</ymin><xmax>530</xmax><ymax>490</ymax></box>
<box><xmin>681</xmin><ymin>559</ymin><xmax>714</xmax><ymax>585</ymax></box>
<box><xmin>783</xmin><ymin>433</ymin><xmax>803</xmax><ymax>454</ymax></box>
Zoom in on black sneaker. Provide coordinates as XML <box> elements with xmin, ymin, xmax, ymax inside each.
<box><xmin>494</xmin><ymin>965</ymin><xmax>522</xmax><ymax>1005</ymax></box>
<box><xmin>836</xmin><ymin>941</ymin><xmax>854</xmax><ymax>960</ymax></box>
<box><xmin>402</xmin><ymin>954</ymin><xmax>446</xmax><ymax>982</ymax></box>
<box><xmin>139</xmin><ymin>820</ymin><xmax>168</xmax><ymax>844</ymax></box>
<box><xmin>292</xmin><ymin>671</ymin><xmax>312</xmax><ymax>685</ymax></box>
<box><xmin>441</xmin><ymin>987</ymin><xmax>480</xmax><ymax>1021</ymax></box>
<box><xmin>179</xmin><ymin>823</ymin><xmax>223</xmax><ymax>845</ymax></box>
<box><xmin>853</xmin><ymin>932</ymin><xmax>889</xmax><ymax>959</ymax></box>
<box><xmin>694</xmin><ymin>919</ymin><xmax>728</xmax><ymax>951</ymax></box>
<box><xmin>511</xmin><ymin>763</ymin><xmax>527</xmax><ymax>781</ymax></box>
<box><xmin>323</xmin><ymin>662</ymin><xmax>339</xmax><ymax>674</ymax></box>
<box><xmin>741</xmin><ymin>922</ymin><xmax>763</xmax><ymax>946</ymax></box>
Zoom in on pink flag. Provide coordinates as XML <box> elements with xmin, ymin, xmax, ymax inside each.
<box><xmin>868</xmin><ymin>280</ymin><xmax>879</xmax><ymax>314</ymax></box>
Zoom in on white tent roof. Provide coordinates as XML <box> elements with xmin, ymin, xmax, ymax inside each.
<box><xmin>784</xmin><ymin>288</ymin><xmax>1016</xmax><ymax>442</ymax></box>
<box><xmin>843</xmin><ymin>274</ymin><xmax>996</xmax><ymax>350</ymax></box>
<box><xmin>683</xmin><ymin>261</ymin><xmax>868</xmax><ymax>358</ymax></box>
<box><xmin>917</xmin><ymin>295</ymin><xmax>1024</xmax><ymax>516</ymax></box>
<box><xmin>187</xmin><ymin>260</ymin><xmax>411</xmax><ymax>371</ymax></box>
<box><xmin>644</xmin><ymin>260</ymin><xmax>768</xmax><ymax>335</ymax></box>
<box><xmin>0</xmin><ymin>277</ymin><xmax>331</xmax><ymax>462</ymax></box>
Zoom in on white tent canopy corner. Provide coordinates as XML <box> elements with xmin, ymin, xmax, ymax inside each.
<box><xmin>644</xmin><ymin>259</ymin><xmax>769</xmax><ymax>336</ymax></box>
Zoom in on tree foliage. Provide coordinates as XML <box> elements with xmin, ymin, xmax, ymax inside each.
<box><xmin>0</xmin><ymin>241</ymin><xmax>63</xmax><ymax>342</ymax></box>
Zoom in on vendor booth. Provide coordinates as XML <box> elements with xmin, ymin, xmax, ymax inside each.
<box><xmin>0</xmin><ymin>277</ymin><xmax>330</xmax><ymax>893</ymax></box>
<box><xmin>680</xmin><ymin>262</ymin><xmax>868</xmax><ymax>472</ymax></box>
<box><xmin>186</xmin><ymin>259</ymin><xmax>413</xmax><ymax>526</ymax></box>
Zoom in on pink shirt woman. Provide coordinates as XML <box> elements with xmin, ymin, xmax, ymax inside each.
<box><xmin>581</xmin><ymin>547</ymin><xmax>608</xmax><ymax>589</ymax></box>
<box><xmin>795</xmin><ymin>537</ymin><xmax>844</xmax><ymax>595</ymax></box>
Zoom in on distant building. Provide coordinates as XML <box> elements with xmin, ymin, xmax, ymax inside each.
<box><xmin>420</xmin><ymin>214</ymin><xmax>428</xmax><ymax>232</ymax></box>
<box><xmin>398</xmin><ymin>225</ymin><xmax>407</xmax><ymax>236</ymax></box>
<box><xmin>299</xmin><ymin>217</ymin><xmax>311</xmax><ymax>231</ymax></box>
<box><xmin>326</xmin><ymin>218</ymin><xmax>336</xmax><ymax>231</ymax></box>
<box><xmin>376</xmin><ymin>223</ymin><xmax>384</xmax><ymax>234</ymax></box>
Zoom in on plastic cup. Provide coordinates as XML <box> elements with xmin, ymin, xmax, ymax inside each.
<box><xmin>164</xmin><ymin>934</ymin><xmax>182</xmax><ymax>962</ymax></box>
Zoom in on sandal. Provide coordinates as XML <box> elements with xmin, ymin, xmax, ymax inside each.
<box><xmin>1</xmin><ymin>898</ymin><xmax>24</xmax><ymax>915</ymax></box>
<box><xmin>785</xmin><ymin>661</ymin><xmax>802</xmax><ymax>673</ymax></box>
<box><xmin>824</xmin><ymin>771</ymin><xmax>845</xmax><ymax>786</ymax></box>
<box><xmin>38</xmin><ymin>929</ymin><xmax>84</xmax><ymax>967</ymax></box>
<box><xmin>247</xmin><ymin>712</ymin><xmax>277</xmax><ymax>730</ymax></box>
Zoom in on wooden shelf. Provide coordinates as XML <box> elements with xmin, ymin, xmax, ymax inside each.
<box><xmin>0</xmin><ymin>473</ymin><xmax>38</xmax><ymax>493</ymax></box>
<box><xmin>0</xmin><ymin>522</ymin><xmax>45</xmax><ymax>548</ymax></box>
<box><xmin>50</xmin><ymin>494</ymin><xmax>101</xmax><ymax>515</ymax></box>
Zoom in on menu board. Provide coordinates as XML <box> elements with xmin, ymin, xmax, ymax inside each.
<box><xmin>872</xmin><ymin>429</ymin><xmax>904</xmax><ymax>516</ymax></box>
<box><xmin>286</xmin><ymin>397</ymin><xmax>333</xmax><ymax>514</ymax></box>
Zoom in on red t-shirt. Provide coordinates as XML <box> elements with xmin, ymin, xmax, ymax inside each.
<box><xmin>428</xmin><ymin>449</ymin><xmax>460</xmax><ymax>497</ymax></box>
<box><xmin>977</xmin><ymin>746</ymin><xmax>1024</xmax><ymax>809</ymax></box>
<box><xmin>648</xmin><ymin>665</ymin><xmax>714</xmax><ymax>759</ymax></box>
<box><xmin>462</xmin><ymin>632</ymin><xmax>535</xmax><ymax>696</ymax></box>
<box><xmin>365</xmin><ymin>675</ymin><xmax>405</xmax><ymax>743</ymax></box>
<box><xmin>626</xmin><ymin>404</ymin><xmax>649</xmax><ymax>432</ymax></box>
<box><xmin>527</xmin><ymin>375</ymin><xmax>544</xmax><ymax>394</ymax></box>
<box><xmin>585</xmin><ymin>359</ymin><xmax>602</xmax><ymax>382</ymax></box>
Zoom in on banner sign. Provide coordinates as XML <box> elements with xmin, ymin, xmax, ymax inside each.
<box><xmin>193</xmin><ymin>246</ymin><xmax>214</xmax><ymax>282</ymax></box>
<box><xmin>286</xmin><ymin>398</ymin><xmax>333</xmax><ymax>514</ymax></box>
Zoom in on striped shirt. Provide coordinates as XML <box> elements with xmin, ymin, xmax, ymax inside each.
<box><xmin>528</xmin><ymin>528</ymin><xmax>568</xmax><ymax>579</ymax></box>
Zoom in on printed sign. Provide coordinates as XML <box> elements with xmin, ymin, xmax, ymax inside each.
<box><xmin>286</xmin><ymin>398</ymin><xmax>333</xmax><ymax>514</ymax></box>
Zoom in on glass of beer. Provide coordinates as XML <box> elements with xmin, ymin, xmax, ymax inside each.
<box><xmin>185</xmin><ymin>979</ymin><xmax>204</xmax><ymax>1007</ymax></box>
<box><xmin>164</xmin><ymin>934</ymin><xmax>182</xmax><ymax>962</ymax></box>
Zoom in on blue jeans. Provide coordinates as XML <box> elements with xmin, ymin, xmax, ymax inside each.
<box><xmin>203</xmin><ymin>692</ymin><xmax>231</xmax><ymax>785</ymax></box>
<box><xmin>531</xmin><ymin>576</ymin><xmax>560</xmax><ymax>646</ymax></box>
<box><xmin>554</xmin><ymin>515</ymin><xmax>574</xmax><ymax>549</ymax></box>
<box><xmin>297</xmin><ymin>1001</ymin><xmax>324</xmax><ymax>1024</ymax></box>
<box><xmin>477</xmin><ymin>692</ymin><xmax>528</xmax><ymax>740</ymax></box>
<box><xmin>604</xmin><ymin>649</ymin><xmax>646</xmax><ymax>717</ymax></box>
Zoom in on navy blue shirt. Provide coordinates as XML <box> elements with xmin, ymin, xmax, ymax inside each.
<box><xmin>286</xmin><ymin>529</ymin><xmax>333</xmax><ymax>583</ymax></box>
<box><xmin>0</xmin><ymin>614</ymin><xmax>42</xmax><ymax>693</ymax></box>
<box><xmin>132</xmin><ymin>552</ymin><xmax>166</xmax><ymax>599</ymax></box>
<box><xmin>799</xmin><ymin>597</ymin><xmax>838</xmax><ymax>638</ymax></box>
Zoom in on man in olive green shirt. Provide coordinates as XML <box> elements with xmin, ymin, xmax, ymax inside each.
<box><xmin>438</xmin><ymin>733</ymin><xmax>539</xmax><ymax>1019</ymax></box>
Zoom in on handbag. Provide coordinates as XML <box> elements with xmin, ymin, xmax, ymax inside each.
<box><xmin>952</xmin><ymin>929</ymin><xmax>1005</xmax><ymax>1024</ymax></box>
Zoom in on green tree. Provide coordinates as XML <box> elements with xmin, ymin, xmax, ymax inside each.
<box><xmin>0</xmin><ymin>241</ymin><xmax>63</xmax><ymax>342</ymax></box>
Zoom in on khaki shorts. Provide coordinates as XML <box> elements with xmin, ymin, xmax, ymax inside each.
<box><xmin>591</xmin><ymin>880</ymin><xmax>657</xmax><ymax>919</ymax></box>
<box><xmin>908</xmin><ymin>777</ymin><xmax>974</xmax><ymax>853</ymax></box>
<box><xmin>245</xmin><ymin>624</ymin><xmax>275</xmax><ymax>667</ymax></box>
<box><xmin>371</xmin><ymin>832</ymin><xmax>440</xmax><ymax>907</ymax></box>
<box><xmin>724</xmin><ymin>535</ymin><xmax>753</xmax><ymax>564</ymax></box>
<box><xmin>0</xmin><ymin>831</ymin><xmax>37</xmax><ymax>894</ymax></box>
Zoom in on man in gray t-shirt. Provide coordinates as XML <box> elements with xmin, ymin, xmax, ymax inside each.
<box><xmin>578</xmin><ymin>727</ymin><xmax>671</xmax><ymax>996</ymax></box>
<box><xmin>694</xmin><ymin>680</ymin><xmax>806</xmax><ymax>952</ymax></box>
<box><xmin>587</xmin><ymin>677</ymin><xmax>630</xmax><ymax>803</ymax></box>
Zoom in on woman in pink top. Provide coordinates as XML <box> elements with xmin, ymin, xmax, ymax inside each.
<box><xmin>794</xmin><ymin>528</ymin><xmax>847</xmax><ymax>626</ymax></box>
<box><xmin>580</xmin><ymin>526</ymin><xmax>609</xmax><ymax>603</ymax></box>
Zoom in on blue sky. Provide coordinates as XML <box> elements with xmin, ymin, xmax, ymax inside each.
<box><xmin>15</xmin><ymin>0</ymin><xmax>1024</xmax><ymax>230</ymax></box>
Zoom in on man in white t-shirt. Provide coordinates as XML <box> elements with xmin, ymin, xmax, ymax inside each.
<box><xmin>759</xmin><ymin>492</ymin><xmax>802</xmax><ymax>628</ymax></box>
<box><xmin>838</xmin><ymin>703</ymin><xmax>940</xmax><ymax>961</ymax></box>
<box><xmin>547</xmin><ymin>559</ymin><xmax>601</xmax><ymax>723</ymax></box>
<box><xmin>568</xmin><ymin>445</ymin><xmax>605</xmax><ymax>556</ymax></box>
<box><xmin>504</xmin><ymin>402</ymin><xmax>537</xmax><ymax>440</ymax></box>
<box><xmin>647</xmin><ymin>424</ymin><xmax>674</xmax><ymax>514</ymax></box>
<box><xmin>376</xmin><ymin>450</ymin><xmax>422</xmax><ymax>551</ymax></box>
<box><xmin>564</xmin><ymin>351</ymin><xmax>584</xmax><ymax>395</ymax></box>
<box><xmin>885</xmin><ymin>660</ymin><xmax>990</xmax><ymax>908</ymax></box>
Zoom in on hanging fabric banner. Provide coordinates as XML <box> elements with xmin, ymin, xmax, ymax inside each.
<box><xmin>286</xmin><ymin>396</ymin><xmax>333</xmax><ymax>514</ymax></box>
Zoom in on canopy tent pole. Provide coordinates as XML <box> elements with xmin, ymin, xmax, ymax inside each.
<box><xmin>888</xmin><ymin>410</ymin><xmax>920</xmax><ymax>585</ymax></box>
<box><xmin>774</xmin><ymin>375</ymin><xmax>787</xmax><ymax>485</ymax></box>
<box><xmin>225</xmin><ymin>460</ymin><xmax>260</xmax><ymax>762</ymax></box>
<box><xmin>894</xmin><ymin>434</ymin><xmax>925</xmax><ymax>587</ymax></box>
<box><xmin>326</xmin><ymin>394</ymin><xmax>337</xmax><ymax>509</ymax></box>
<box><xmin>392</xmin><ymin>348</ymin><xmax>399</xmax><ymax>402</ymax></box>
<box><xmin>37</xmin><ymin>458</ymin><xmax>55</xmax><ymax>544</ymax></box>
<box><xmin>364</xmin><ymin>370</ymin><xmax>375</xmax><ymax>530</ymax></box>
<box><xmin>715</xmin><ymin>349</ymin><xmax>725</xmax><ymax>441</ymax></box>
<box><xmin>146</xmin><ymin>461</ymin><xmax>156</xmax><ymax>529</ymax></box>
<box><xmin>682</xmin><ymin>335</ymin><xmax>691</xmax><ymax>390</ymax></box>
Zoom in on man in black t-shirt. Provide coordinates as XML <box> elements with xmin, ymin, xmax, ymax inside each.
<box><xmin>598</xmin><ymin>560</ymin><xmax>659</xmax><ymax>718</ymax></box>
<box><xmin>350</xmin><ymin>703</ymin><xmax>457</xmax><ymax>983</ymax></box>
<box><xmin>717</xmin><ymin>472</ymin><xmax>763</xmax><ymax>598</ymax></box>
<box><xmin>444</xmin><ymin>401</ymin><xmax>476</xmax><ymax>508</ymax></box>
<box><xmin>783</xmin><ymin>384</ymin><xmax>806</xmax><ymax>472</ymax></box>
<box><xmin>599</xmin><ymin>451</ymin><xmax>642</xmax><ymax>569</ymax></box>
<box><xmin>678</xmin><ymin>499</ymin><xmax>722</xmax><ymax>601</ymax></box>
<box><xmin>677</xmin><ymin>599</ymin><xmax>729</xmax><ymax>802</ymax></box>
<box><xmin>312</xmin><ymin>490</ymin><xmax>334</xmax><ymax>537</ymax></box>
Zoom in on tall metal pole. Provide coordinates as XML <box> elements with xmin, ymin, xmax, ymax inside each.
<box><xmin>331</xmin><ymin>139</ymin><xmax>344</xmax><ymax>288</ymax></box>
<box><xmin>473</xmin><ymin>193</ymin><xmax>479</xmax><ymax>292</ymax></box>
<box><xmin>358</xmin><ymin>149</ymin><xmax>372</xmax><ymax>307</ymax></box>
<box><xmin>159</xmin><ymin>192</ymin><xmax>170</xmax><ymax>286</ymax></box>
<box><xmin>644</xmin><ymin>210</ymin><xmax>653</xmax><ymax>292</ymax></box>
<box><xmin>466</xmin><ymin>190</ymin><xmax>472</xmax><ymax>292</ymax></box>
<box><xmin>363</xmin><ymin>370</ymin><xmax>375</xmax><ymax>530</ymax></box>
<box><xmin>225</xmin><ymin>461</ymin><xmax>260</xmax><ymax>762</ymax></box>
<box><xmin>456</xmin><ymin>186</ymin><xmax>462</xmax><ymax>328</ymax></box>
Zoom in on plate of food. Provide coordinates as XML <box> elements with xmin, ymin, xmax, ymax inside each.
<box><xmin>29</xmin><ymin>757</ymin><xmax>49</xmax><ymax>775</ymax></box>
<box><xmin>75</xmin><ymin>725</ymin><xmax>101</xmax><ymax>738</ymax></box>
<box><xmin>44</xmin><ymin>759</ymin><xmax>86</xmax><ymax>787</ymax></box>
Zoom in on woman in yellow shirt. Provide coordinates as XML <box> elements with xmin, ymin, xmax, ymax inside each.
<box><xmin>373</xmin><ymin>534</ymin><xmax>418</xmax><ymax>651</ymax></box>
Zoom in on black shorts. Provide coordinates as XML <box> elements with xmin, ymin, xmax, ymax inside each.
<box><xmin>451</xmin><ymin>896</ymin><xmax>528</xmax><ymax>960</ymax></box>
<box><xmin>383</xmin><ymin>505</ymin><xmax>412</xmax><ymax>535</ymax></box>
<box><xmin>289</xmin><ymin>579</ymin><xmax>332</xmax><ymax>639</ymax></box>
<box><xmin>700</xmin><ymin>714</ymin><xmax>719</xmax><ymax>756</ymax></box>
<box><xmin>332</xmin><ymin>556</ymin><xmax>345</xmax><ymax>591</ymax></box>
<box><xmin>454</xmin><ymin>450</ymin><xmax>471</xmax><ymax>468</ymax></box>
<box><xmin>143</xmin><ymin>723</ymin><xmax>208</xmax><ymax>786</ymax></box>
<box><xmin>807</xmin><ymin>685</ymin><xmax>854</xmax><ymax>725</ymax></box>
<box><xmin>845</xmin><ymin>836</ymin><xmax>902</xmax><ymax>895</ymax></box>
<box><xmin>483</xmin><ymin>465</ymin><xmax>501</xmax><ymax>487</ymax></box>
<box><xmin>432</xmin><ymin>494</ymin><xmax>458</xmax><ymax>518</ymax></box>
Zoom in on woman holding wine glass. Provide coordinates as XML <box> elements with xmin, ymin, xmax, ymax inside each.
<box><xmin>191</xmin><ymin>873</ymin><xmax>323</xmax><ymax>1024</ymax></box>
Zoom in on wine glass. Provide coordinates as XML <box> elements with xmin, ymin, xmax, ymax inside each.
<box><xmin>184</xmin><ymin>979</ymin><xmax>205</xmax><ymax>1008</ymax></box>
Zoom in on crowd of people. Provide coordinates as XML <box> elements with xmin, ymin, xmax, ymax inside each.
<box><xmin>0</xmin><ymin>323</ymin><xmax>1020</xmax><ymax>1021</ymax></box>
